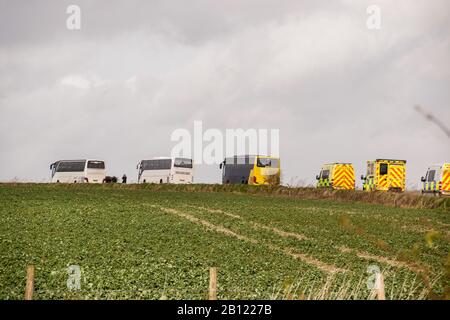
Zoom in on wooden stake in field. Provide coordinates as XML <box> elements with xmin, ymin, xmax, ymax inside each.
<box><xmin>375</xmin><ymin>273</ymin><xmax>385</xmax><ymax>300</ymax></box>
<box><xmin>24</xmin><ymin>265</ymin><xmax>35</xmax><ymax>300</ymax></box>
<box><xmin>209</xmin><ymin>267</ymin><xmax>217</xmax><ymax>300</ymax></box>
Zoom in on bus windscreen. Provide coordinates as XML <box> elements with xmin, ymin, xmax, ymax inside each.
<box><xmin>174</xmin><ymin>158</ymin><xmax>193</xmax><ymax>168</ymax></box>
<box><xmin>257</xmin><ymin>158</ymin><xmax>278</xmax><ymax>168</ymax></box>
<box><xmin>225</xmin><ymin>156</ymin><xmax>255</xmax><ymax>165</ymax></box>
<box><xmin>87</xmin><ymin>161</ymin><xmax>105</xmax><ymax>169</ymax></box>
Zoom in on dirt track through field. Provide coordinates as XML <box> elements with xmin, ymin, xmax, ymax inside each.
<box><xmin>338</xmin><ymin>246</ymin><xmax>426</xmax><ymax>273</ymax></box>
<box><xmin>158</xmin><ymin>206</ymin><xmax>258</xmax><ymax>243</ymax></box>
<box><xmin>187</xmin><ymin>205</ymin><xmax>242</xmax><ymax>219</ymax></box>
<box><xmin>189</xmin><ymin>205</ymin><xmax>428</xmax><ymax>273</ymax></box>
<box><xmin>274</xmin><ymin>246</ymin><xmax>347</xmax><ymax>273</ymax></box>
<box><xmin>152</xmin><ymin>205</ymin><xmax>345</xmax><ymax>274</ymax></box>
<box><xmin>251</xmin><ymin>222</ymin><xmax>308</xmax><ymax>241</ymax></box>
<box><xmin>189</xmin><ymin>205</ymin><xmax>309</xmax><ymax>241</ymax></box>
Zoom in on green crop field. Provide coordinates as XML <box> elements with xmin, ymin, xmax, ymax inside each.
<box><xmin>0</xmin><ymin>184</ymin><xmax>449</xmax><ymax>300</ymax></box>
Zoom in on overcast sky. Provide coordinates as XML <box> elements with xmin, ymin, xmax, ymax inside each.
<box><xmin>0</xmin><ymin>0</ymin><xmax>449</xmax><ymax>187</ymax></box>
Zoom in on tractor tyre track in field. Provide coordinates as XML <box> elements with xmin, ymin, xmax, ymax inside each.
<box><xmin>151</xmin><ymin>205</ymin><xmax>346</xmax><ymax>274</ymax></box>
<box><xmin>338</xmin><ymin>246</ymin><xmax>427</xmax><ymax>274</ymax></box>
<box><xmin>186</xmin><ymin>205</ymin><xmax>242</xmax><ymax>219</ymax></box>
<box><xmin>156</xmin><ymin>206</ymin><xmax>257</xmax><ymax>243</ymax></box>
<box><xmin>189</xmin><ymin>205</ymin><xmax>429</xmax><ymax>274</ymax></box>
<box><xmin>189</xmin><ymin>205</ymin><xmax>309</xmax><ymax>241</ymax></box>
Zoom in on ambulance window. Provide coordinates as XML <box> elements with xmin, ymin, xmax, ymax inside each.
<box><xmin>321</xmin><ymin>170</ymin><xmax>330</xmax><ymax>180</ymax></box>
<box><xmin>367</xmin><ymin>163</ymin><xmax>374</xmax><ymax>176</ymax></box>
<box><xmin>379</xmin><ymin>164</ymin><xmax>388</xmax><ymax>175</ymax></box>
<box><xmin>427</xmin><ymin>170</ymin><xmax>436</xmax><ymax>182</ymax></box>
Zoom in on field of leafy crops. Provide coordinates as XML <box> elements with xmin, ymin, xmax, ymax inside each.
<box><xmin>0</xmin><ymin>183</ymin><xmax>448</xmax><ymax>299</ymax></box>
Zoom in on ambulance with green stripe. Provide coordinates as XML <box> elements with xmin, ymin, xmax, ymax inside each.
<box><xmin>420</xmin><ymin>163</ymin><xmax>450</xmax><ymax>196</ymax></box>
<box><xmin>316</xmin><ymin>163</ymin><xmax>355</xmax><ymax>190</ymax></box>
<box><xmin>361</xmin><ymin>159</ymin><xmax>406</xmax><ymax>192</ymax></box>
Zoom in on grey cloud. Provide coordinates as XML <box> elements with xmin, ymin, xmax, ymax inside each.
<box><xmin>0</xmin><ymin>0</ymin><xmax>449</xmax><ymax>186</ymax></box>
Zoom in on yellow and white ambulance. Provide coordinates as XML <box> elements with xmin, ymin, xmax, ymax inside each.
<box><xmin>421</xmin><ymin>163</ymin><xmax>450</xmax><ymax>196</ymax></box>
<box><xmin>361</xmin><ymin>159</ymin><xmax>406</xmax><ymax>192</ymax></box>
<box><xmin>316</xmin><ymin>163</ymin><xmax>355</xmax><ymax>190</ymax></box>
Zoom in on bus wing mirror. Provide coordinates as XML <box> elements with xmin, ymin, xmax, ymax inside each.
<box><xmin>315</xmin><ymin>175</ymin><xmax>319</xmax><ymax>180</ymax></box>
<box><xmin>421</xmin><ymin>176</ymin><xmax>426</xmax><ymax>182</ymax></box>
<box><xmin>361</xmin><ymin>175</ymin><xmax>366</xmax><ymax>180</ymax></box>
<box><xmin>219</xmin><ymin>163</ymin><xmax>223</xmax><ymax>169</ymax></box>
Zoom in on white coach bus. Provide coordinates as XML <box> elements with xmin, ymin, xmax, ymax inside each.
<box><xmin>50</xmin><ymin>159</ymin><xmax>106</xmax><ymax>183</ymax></box>
<box><xmin>136</xmin><ymin>157</ymin><xmax>193</xmax><ymax>184</ymax></box>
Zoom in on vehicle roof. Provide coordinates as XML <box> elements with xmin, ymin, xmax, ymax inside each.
<box><xmin>141</xmin><ymin>157</ymin><xmax>192</xmax><ymax>161</ymax></box>
<box><xmin>52</xmin><ymin>159</ymin><xmax>104</xmax><ymax>162</ymax></box>
<box><xmin>428</xmin><ymin>163</ymin><xmax>449</xmax><ymax>168</ymax></box>
<box><xmin>374</xmin><ymin>159</ymin><xmax>407</xmax><ymax>163</ymax></box>
<box><xmin>324</xmin><ymin>163</ymin><xmax>353</xmax><ymax>165</ymax></box>
<box><xmin>224</xmin><ymin>155</ymin><xmax>279</xmax><ymax>159</ymax></box>
<box><xmin>149</xmin><ymin>157</ymin><xmax>171</xmax><ymax>160</ymax></box>
<box><xmin>50</xmin><ymin>160</ymin><xmax>106</xmax><ymax>169</ymax></box>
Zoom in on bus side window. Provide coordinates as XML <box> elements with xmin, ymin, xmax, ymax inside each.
<box><xmin>379</xmin><ymin>163</ymin><xmax>388</xmax><ymax>175</ymax></box>
<box><xmin>427</xmin><ymin>170</ymin><xmax>436</xmax><ymax>182</ymax></box>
